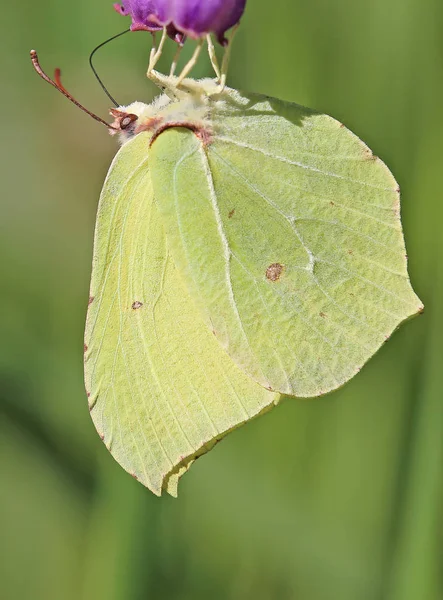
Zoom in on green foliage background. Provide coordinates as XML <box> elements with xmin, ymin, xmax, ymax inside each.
<box><xmin>1</xmin><ymin>0</ymin><xmax>441</xmax><ymax>598</ymax></box>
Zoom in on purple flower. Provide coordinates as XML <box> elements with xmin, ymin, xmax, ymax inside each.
<box><xmin>170</xmin><ymin>0</ymin><xmax>246</xmax><ymax>44</ymax></box>
<box><xmin>114</xmin><ymin>0</ymin><xmax>185</xmax><ymax>42</ymax></box>
<box><xmin>114</xmin><ymin>0</ymin><xmax>246</xmax><ymax>44</ymax></box>
<box><xmin>114</xmin><ymin>1</ymin><xmax>163</xmax><ymax>32</ymax></box>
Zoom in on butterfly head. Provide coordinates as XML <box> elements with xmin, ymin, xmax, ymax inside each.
<box><xmin>109</xmin><ymin>107</ymin><xmax>139</xmax><ymax>139</ymax></box>
<box><xmin>109</xmin><ymin>96</ymin><xmax>172</xmax><ymax>144</ymax></box>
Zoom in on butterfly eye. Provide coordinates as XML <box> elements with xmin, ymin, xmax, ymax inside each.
<box><xmin>120</xmin><ymin>114</ymin><xmax>138</xmax><ymax>130</ymax></box>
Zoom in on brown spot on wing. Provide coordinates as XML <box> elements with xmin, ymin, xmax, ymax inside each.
<box><xmin>363</xmin><ymin>147</ymin><xmax>377</xmax><ymax>161</ymax></box>
<box><xmin>132</xmin><ymin>301</ymin><xmax>143</xmax><ymax>310</ymax></box>
<box><xmin>266</xmin><ymin>263</ymin><xmax>284</xmax><ymax>282</ymax></box>
<box><xmin>228</xmin><ymin>208</ymin><xmax>235</xmax><ymax>219</ymax></box>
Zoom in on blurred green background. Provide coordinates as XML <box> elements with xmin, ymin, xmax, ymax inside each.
<box><xmin>1</xmin><ymin>0</ymin><xmax>441</xmax><ymax>598</ymax></box>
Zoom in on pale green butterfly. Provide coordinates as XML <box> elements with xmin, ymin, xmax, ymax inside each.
<box><xmin>31</xmin><ymin>34</ymin><xmax>422</xmax><ymax>496</ymax></box>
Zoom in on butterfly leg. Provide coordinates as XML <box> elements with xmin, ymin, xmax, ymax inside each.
<box><xmin>176</xmin><ymin>39</ymin><xmax>204</xmax><ymax>85</ymax></box>
<box><xmin>147</xmin><ymin>27</ymin><xmax>168</xmax><ymax>76</ymax></box>
<box><xmin>206</xmin><ymin>35</ymin><xmax>221</xmax><ymax>80</ymax></box>
<box><xmin>169</xmin><ymin>44</ymin><xmax>184</xmax><ymax>76</ymax></box>
<box><xmin>210</xmin><ymin>25</ymin><xmax>239</xmax><ymax>94</ymax></box>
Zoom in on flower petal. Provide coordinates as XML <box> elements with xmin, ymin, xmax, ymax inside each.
<box><xmin>172</xmin><ymin>0</ymin><xmax>246</xmax><ymax>43</ymax></box>
<box><xmin>114</xmin><ymin>0</ymin><xmax>165</xmax><ymax>32</ymax></box>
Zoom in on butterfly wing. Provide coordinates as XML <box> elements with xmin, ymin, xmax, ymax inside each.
<box><xmin>149</xmin><ymin>88</ymin><xmax>423</xmax><ymax>397</ymax></box>
<box><xmin>84</xmin><ymin>131</ymin><xmax>279</xmax><ymax>496</ymax></box>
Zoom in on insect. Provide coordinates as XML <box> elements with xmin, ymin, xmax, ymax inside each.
<box><xmin>31</xmin><ymin>30</ymin><xmax>422</xmax><ymax>496</ymax></box>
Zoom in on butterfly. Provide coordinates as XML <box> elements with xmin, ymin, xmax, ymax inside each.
<box><xmin>31</xmin><ymin>39</ymin><xmax>422</xmax><ymax>496</ymax></box>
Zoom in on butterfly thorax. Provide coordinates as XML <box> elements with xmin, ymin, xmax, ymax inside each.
<box><xmin>109</xmin><ymin>78</ymin><xmax>227</xmax><ymax>147</ymax></box>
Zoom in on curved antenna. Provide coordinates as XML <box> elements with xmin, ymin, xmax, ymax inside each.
<box><xmin>30</xmin><ymin>49</ymin><xmax>118</xmax><ymax>130</ymax></box>
<box><xmin>89</xmin><ymin>29</ymin><xmax>130</xmax><ymax>107</ymax></box>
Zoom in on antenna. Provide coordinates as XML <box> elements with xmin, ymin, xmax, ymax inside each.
<box><xmin>89</xmin><ymin>29</ymin><xmax>130</xmax><ymax>107</ymax></box>
<box><xmin>30</xmin><ymin>49</ymin><xmax>118</xmax><ymax>130</ymax></box>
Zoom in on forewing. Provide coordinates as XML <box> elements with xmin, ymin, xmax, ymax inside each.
<box><xmin>84</xmin><ymin>132</ymin><xmax>279</xmax><ymax>496</ymax></box>
<box><xmin>149</xmin><ymin>89</ymin><xmax>422</xmax><ymax>396</ymax></box>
